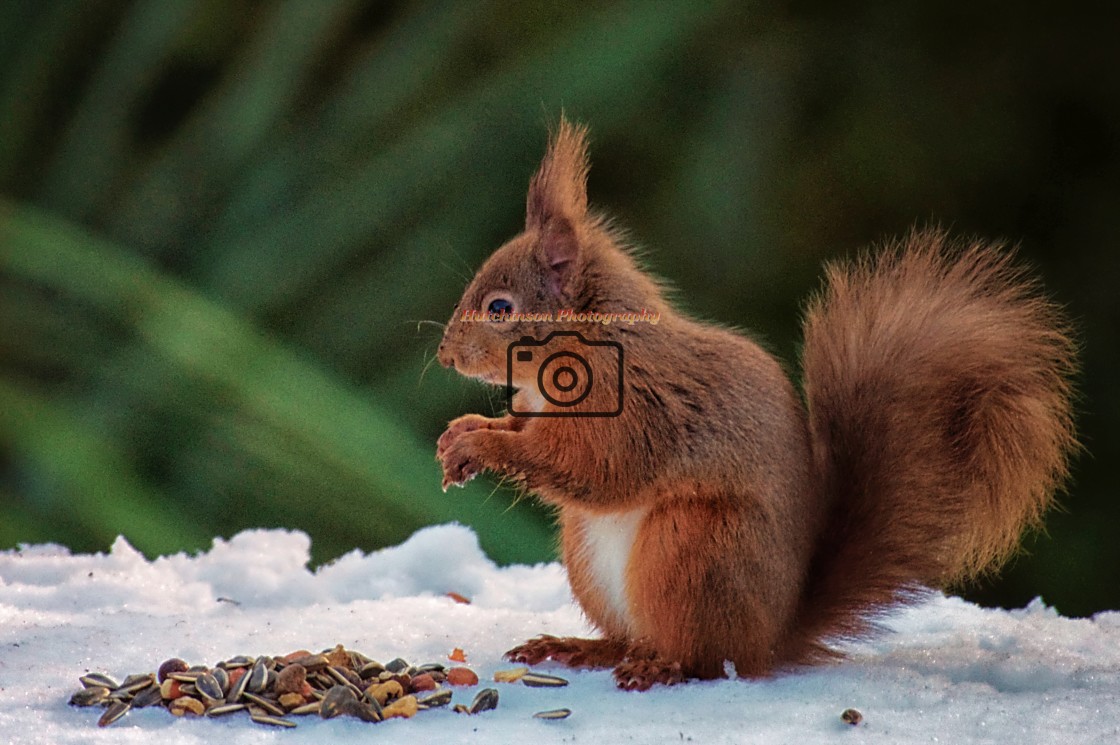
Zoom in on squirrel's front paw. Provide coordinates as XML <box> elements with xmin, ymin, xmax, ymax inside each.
<box><xmin>436</xmin><ymin>414</ymin><xmax>502</xmax><ymax>460</ymax></box>
<box><xmin>506</xmin><ymin>636</ymin><xmax>627</xmax><ymax>668</ymax></box>
<box><xmin>505</xmin><ymin>635</ymin><xmax>561</xmax><ymax>665</ymax></box>
<box><xmin>438</xmin><ymin>431</ymin><xmax>483</xmax><ymax>491</ymax></box>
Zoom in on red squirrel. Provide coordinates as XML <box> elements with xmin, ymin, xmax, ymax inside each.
<box><xmin>435</xmin><ymin>119</ymin><xmax>1077</xmax><ymax>690</ymax></box>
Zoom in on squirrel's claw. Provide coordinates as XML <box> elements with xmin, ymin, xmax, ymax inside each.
<box><xmin>612</xmin><ymin>658</ymin><xmax>685</xmax><ymax>691</ymax></box>
<box><xmin>439</xmin><ymin>453</ymin><xmax>478</xmax><ymax>491</ymax></box>
<box><xmin>504</xmin><ymin>635</ymin><xmax>558</xmax><ymax>665</ymax></box>
<box><xmin>437</xmin><ymin>427</ymin><xmax>482</xmax><ymax>490</ymax></box>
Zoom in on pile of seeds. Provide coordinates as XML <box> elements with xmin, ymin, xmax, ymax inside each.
<box><xmin>69</xmin><ymin>644</ymin><xmax>570</xmax><ymax>728</ymax></box>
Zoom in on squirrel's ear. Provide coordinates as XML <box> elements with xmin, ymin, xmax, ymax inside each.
<box><xmin>527</xmin><ymin>117</ymin><xmax>590</xmax><ymax>298</ymax></box>
<box><xmin>526</xmin><ymin>117</ymin><xmax>590</xmax><ymax>231</ymax></box>
<box><xmin>539</xmin><ymin>218</ymin><xmax>580</xmax><ymax>298</ymax></box>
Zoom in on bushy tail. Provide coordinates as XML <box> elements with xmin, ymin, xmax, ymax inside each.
<box><xmin>787</xmin><ymin>228</ymin><xmax>1077</xmax><ymax>662</ymax></box>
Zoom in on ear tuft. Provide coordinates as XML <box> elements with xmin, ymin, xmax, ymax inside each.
<box><xmin>526</xmin><ymin>117</ymin><xmax>590</xmax><ymax>231</ymax></box>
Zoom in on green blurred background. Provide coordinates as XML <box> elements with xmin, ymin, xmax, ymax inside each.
<box><xmin>0</xmin><ymin>1</ymin><xmax>1116</xmax><ymax>615</ymax></box>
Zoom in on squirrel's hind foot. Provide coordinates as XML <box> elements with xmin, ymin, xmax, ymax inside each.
<box><xmin>612</xmin><ymin>656</ymin><xmax>685</xmax><ymax>691</ymax></box>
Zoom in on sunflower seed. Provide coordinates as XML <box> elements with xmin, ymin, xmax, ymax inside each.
<box><xmin>533</xmin><ymin>708</ymin><xmax>572</xmax><ymax>720</ymax></box>
<box><xmin>326</xmin><ymin>665</ymin><xmax>363</xmax><ymax>693</ymax></box>
<box><xmin>210</xmin><ymin>666</ymin><xmax>229</xmax><ymax>695</ymax></box>
<box><xmin>131</xmin><ymin>684</ymin><xmax>163</xmax><ymax>708</ymax></box>
<box><xmin>122</xmin><ymin>673</ymin><xmax>155</xmax><ymax>687</ymax></box>
<box><xmin>250</xmin><ymin>712</ymin><xmax>296</xmax><ymax>728</ymax></box>
<box><xmin>521</xmin><ymin>672</ymin><xmax>569</xmax><ymax>688</ymax></box>
<box><xmin>242</xmin><ymin>692</ymin><xmax>285</xmax><ymax>717</ymax></box>
<box><xmin>417</xmin><ymin>688</ymin><xmax>453</xmax><ymax>708</ymax></box>
<box><xmin>289</xmin><ymin>702</ymin><xmax>321</xmax><ymax>716</ymax></box>
<box><xmin>468</xmin><ymin>688</ymin><xmax>499</xmax><ymax>714</ymax></box>
<box><xmin>246</xmin><ymin>658</ymin><xmax>269</xmax><ymax>693</ymax></box>
<box><xmin>841</xmin><ymin>708</ymin><xmax>863</xmax><ymax>726</ymax></box>
<box><xmin>109</xmin><ymin>677</ymin><xmax>155</xmax><ymax>699</ymax></box>
<box><xmin>80</xmin><ymin>673</ymin><xmax>118</xmax><ymax>689</ymax></box>
<box><xmin>195</xmin><ymin>672</ymin><xmax>224</xmax><ymax>703</ymax></box>
<box><xmin>98</xmin><ymin>700</ymin><xmax>131</xmax><ymax>727</ymax></box>
<box><xmin>69</xmin><ymin>687</ymin><xmax>109</xmax><ymax>707</ymax></box>
<box><xmin>206</xmin><ymin>702</ymin><xmax>248</xmax><ymax>717</ymax></box>
<box><xmin>358</xmin><ymin>660</ymin><xmax>386</xmax><ymax>679</ymax></box>
<box><xmin>227</xmin><ymin>667</ymin><xmax>251</xmax><ymax>702</ymax></box>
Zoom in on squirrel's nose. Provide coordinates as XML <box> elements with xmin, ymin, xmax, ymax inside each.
<box><xmin>437</xmin><ymin>339</ymin><xmax>456</xmax><ymax>369</ymax></box>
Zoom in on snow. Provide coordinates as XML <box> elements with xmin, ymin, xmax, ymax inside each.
<box><xmin>1</xmin><ymin>524</ymin><xmax>1117</xmax><ymax>744</ymax></box>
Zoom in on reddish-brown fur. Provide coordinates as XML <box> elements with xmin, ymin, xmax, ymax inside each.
<box><xmin>435</xmin><ymin>119</ymin><xmax>1077</xmax><ymax>690</ymax></box>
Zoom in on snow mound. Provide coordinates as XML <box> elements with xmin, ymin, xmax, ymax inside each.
<box><xmin>1</xmin><ymin>525</ymin><xmax>1117</xmax><ymax>744</ymax></box>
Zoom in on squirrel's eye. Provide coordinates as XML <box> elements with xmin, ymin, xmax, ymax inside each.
<box><xmin>487</xmin><ymin>297</ymin><xmax>514</xmax><ymax>315</ymax></box>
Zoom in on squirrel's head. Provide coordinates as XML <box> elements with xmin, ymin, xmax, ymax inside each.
<box><xmin>438</xmin><ymin>118</ymin><xmax>665</xmax><ymax>387</ymax></box>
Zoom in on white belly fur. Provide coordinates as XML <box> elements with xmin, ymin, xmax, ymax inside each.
<box><xmin>579</xmin><ymin>507</ymin><xmax>647</xmax><ymax>634</ymax></box>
